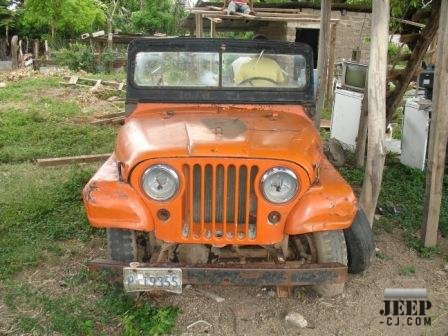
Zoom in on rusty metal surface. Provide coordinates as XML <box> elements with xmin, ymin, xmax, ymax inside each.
<box><xmin>88</xmin><ymin>259</ymin><xmax>347</xmax><ymax>287</ymax></box>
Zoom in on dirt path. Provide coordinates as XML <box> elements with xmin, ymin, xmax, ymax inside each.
<box><xmin>158</xmin><ymin>230</ymin><xmax>448</xmax><ymax>336</ymax></box>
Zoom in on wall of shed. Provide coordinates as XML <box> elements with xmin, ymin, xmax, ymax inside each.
<box><xmin>257</xmin><ymin>9</ymin><xmax>371</xmax><ymax>65</ymax></box>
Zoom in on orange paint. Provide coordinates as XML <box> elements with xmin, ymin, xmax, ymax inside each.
<box><xmin>83</xmin><ymin>103</ymin><xmax>356</xmax><ymax>245</ymax></box>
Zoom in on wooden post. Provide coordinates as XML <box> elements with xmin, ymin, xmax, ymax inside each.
<box><xmin>421</xmin><ymin>0</ymin><xmax>448</xmax><ymax>247</ymax></box>
<box><xmin>359</xmin><ymin>0</ymin><xmax>389</xmax><ymax>226</ymax></box>
<box><xmin>195</xmin><ymin>13</ymin><xmax>203</xmax><ymax>38</ymax></box>
<box><xmin>325</xmin><ymin>23</ymin><xmax>337</xmax><ymax>107</ymax></box>
<box><xmin>33</xmin><ymin>39</ymin><xmax>39</xmax><ymax>59</ymax></box>
<box><xmin>314</xmin><ymin>0</ymin><xmax>332</xmax><ymax>128</ymax></box>
<box><xmin>210</xmin><ymin>21</ymin><xmax>216</xmax><ymax>37</ymax></box>
<box><xmin>355</xmin><ymin>92</ymin><xmax>368</xmax><ymax>168</ymax></box>
<box><xmin>44</xmin><ymin>40</ymin><xmax>49</xmax><ymax>61</ymax></box>
<box><xmin>11</xmin><ymin>35</ymin><xmax>18</xmax><ymax>69</ymax></box>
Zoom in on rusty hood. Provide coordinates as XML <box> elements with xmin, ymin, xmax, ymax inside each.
<box><xmin>115</xmin><ymin>104</ymin><xmax>322</xmax><ymax>180</ymax></box>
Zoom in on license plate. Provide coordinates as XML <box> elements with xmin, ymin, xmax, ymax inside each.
<box><xmin>123</xmin><ymin>267</ymin><xmax>182</xmax><ymax>294</ymax></box>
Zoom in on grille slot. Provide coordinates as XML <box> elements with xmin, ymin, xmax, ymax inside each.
<box><xmin>185</xmin><ymin>163</ymin><xmax>258</xmax><ymax>240</ymax></box>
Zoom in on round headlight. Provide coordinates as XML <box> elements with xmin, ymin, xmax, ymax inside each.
<box><xmin>261</xmin><ymin>167</ymin><xmax>299</xmax><ymax>204</ymax></box>
<box><xmin>141</xmin><ymin>164</ymin><xmax>179</xmax><ymax>201</ymax></box>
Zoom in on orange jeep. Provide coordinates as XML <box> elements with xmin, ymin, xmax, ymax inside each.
<box><xmin>84</xmin><ymin>38</ymin><xmax>375</xmax><ymax>297</ymax></box>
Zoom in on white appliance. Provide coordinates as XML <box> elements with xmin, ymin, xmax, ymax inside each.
<box><xmin>330</xmin><ymin>88</ymin><xmax>364</xmax><ymax>151</ymax></box>
<box><xmin>400</xmin><ymin>98</ymin><xmax>431</xmax><ymax>171</ymax></box>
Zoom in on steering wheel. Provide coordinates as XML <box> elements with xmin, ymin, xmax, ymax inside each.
<box><xmin>238</xmin><ymin>77</ymin><xmax>279</xmax><ymax>86</ymax></box>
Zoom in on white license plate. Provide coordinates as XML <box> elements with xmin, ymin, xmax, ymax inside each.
<box><xmin>123</xmin><ymin>267</ymin><xmax>182</xmax><ymax>294</ymax></box>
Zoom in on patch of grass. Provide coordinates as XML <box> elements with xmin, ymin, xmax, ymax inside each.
<box><xmin>406</xmin><ymin>234</ymin><xmax>439</xmax><ymax>258</ymax></box>
<box><xmin>0</xmin><ymin>76</ymin><xmax>178</xmax><ymax>335</ymax></box>
<box><xmin>401</xmin><ymin>266</ymin><xmax>416</xmax><ymax>276</ymax></box>
<box><xmin>0</xmin><ymin>84</ymin><xmax>117</xmax><ymax>163</ymax></box>
<box><xmin>0</xmin><ymin>163</ymin><xmax>97</xmax><ymax>279</ymax></box>
<box><xmin>339</xmin><ymin>156</ymin><xmax>448</xmax><ymax>238</ymax></box>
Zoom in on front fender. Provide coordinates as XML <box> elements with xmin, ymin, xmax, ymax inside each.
<box><xmin>285</xmin><ymin>158</ymin><xmax>356</xmax><ymax>235</ymax></box>
<box><xmin>82</xmin><ymin>154</ymin><xmax>154</xmax><ymax>232</ymax></box>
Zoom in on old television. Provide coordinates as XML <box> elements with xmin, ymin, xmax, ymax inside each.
<box><xmin>341</xmin><ymin>61</ymin><xmax>368</xmax><ymax>92</ymax></box>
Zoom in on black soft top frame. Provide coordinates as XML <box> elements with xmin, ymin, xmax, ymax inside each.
<box><xmin>126</xmin><ymin>38</ymin><xmax>315</xmax><ymax>105</ymax></box>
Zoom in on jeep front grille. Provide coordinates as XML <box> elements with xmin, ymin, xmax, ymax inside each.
<box><xmin>183</xmin><ymin>163</ymin><xmax>259</xmax><ymax>240</ymax></box>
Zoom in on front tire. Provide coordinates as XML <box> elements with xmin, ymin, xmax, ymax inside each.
<box><xmin>311</xmin><ymin>230</ymin><xmax>347</xmax><ymax>297</ymax></box>
<box><xmin>107</xmin><ymin>229</ymin><xmax>138</xmax><ymax>262</ymax></box>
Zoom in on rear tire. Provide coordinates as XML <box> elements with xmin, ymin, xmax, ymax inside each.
<box><xmin>107</xmin><ymin>229</ymin><xmax>138</xmax><ymax>263</ymax></box>
<box><xmin>311</xmin><ymin>230</ymin><xmax>347</xmax><ymax>297</ymax></box>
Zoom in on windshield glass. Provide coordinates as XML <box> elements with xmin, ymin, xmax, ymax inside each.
<box><xmin>134</xmin><ymin>51</ymin><xmax>307</xmax><ymax>89</ymax></box>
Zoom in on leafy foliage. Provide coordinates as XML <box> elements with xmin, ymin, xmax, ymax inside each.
<box><xmin>131</xmin><ymin>0</ymin><xmax>186</xmax><ymax>35</ymax></box>
<box><xmin>20</xmin><ymin>0</ymin><xmax>105</xmax><ymax>39</ymax></box>
<box><xmin>54</xmin><ymin>43</ymin><xmax>97</xmax><ymax>72</ymax></box>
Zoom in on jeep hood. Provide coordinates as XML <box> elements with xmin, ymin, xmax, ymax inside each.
<box><xmin>115</xmin><ymin>104</ymin><xmax>322</xmax><ymax>181</ymax></box>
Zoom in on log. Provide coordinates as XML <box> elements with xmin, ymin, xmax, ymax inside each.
<box><xmin>37</xmin><ymin>154</ymin><xmax>112</xmax><ymax>167</ymax></box>
<box><xmin>359</xmin><ymin>0</ymin><xmax>390</xmax><ymax>226</ymax></box>
<box><xmin>313</xmin><ymin>0</ymin><xmax>332</xmax><ymax>128</ymax></box>
<box><xmin>421</xmin><ymin>0</ymin><xmax>448</xmax><ymax>247</ymax></box>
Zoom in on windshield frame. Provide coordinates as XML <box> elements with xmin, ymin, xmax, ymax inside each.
<box><xmin>127</xmin><ymin>38</ymin><xmax>314</xmax><ymax>105</ymax></box>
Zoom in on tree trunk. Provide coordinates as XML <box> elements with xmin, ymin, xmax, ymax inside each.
<box><xmin>359</xmin><ymin>0</ymin><xmax>389</xmax><ymax>226</ymax></box>
<box><xmin>421</xmin><ymin>0</ymin><xmax>448</xmax><ymax>247</ymax></box>
<box><xmin>355</xmin><ymin>92</ymin><xmax>368</xmax><ymax>168</ymax></box>
<box><xmin>385</xmin><ymin>0</ymin><xmax>440</xmax><ymax>124</ymax></box>
<box><xmin>107</xmin><ymin>17</ymin><xmax>113</xmax><ymax>50</ymax></box>
<box><xmin>314</xmin><ymin>0</ymin><xmax>332</xmax><ymax>128</ymax></box>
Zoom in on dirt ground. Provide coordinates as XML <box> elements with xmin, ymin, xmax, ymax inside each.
<box><xmin>154</xmin><ymin>229</ymin><xmax>448</xmax><ymax>336</ymax></box>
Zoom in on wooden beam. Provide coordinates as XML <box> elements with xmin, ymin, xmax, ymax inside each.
<box><xmin>195</xmin><ymin>13</ymin><xmax>203</xmax><ymax>38</ymax></box>
<box><xmin>37</xmin><ymin>154</ymin><xmax>112</xmax><ymax>167</ymax></box>
<box><xmin>421</xmin><ymin>0</ymin><xmax>448</xmax><ymax>247</ymax></box>
<box><xmin>359</xmin><ymin>0</ymin><xmax>390</xmax><ymax>226</ymax></box>
<box><xmin>314</xmin><ymin>0</ymin><xmax>332</xmax><ymax>128</ymax></box>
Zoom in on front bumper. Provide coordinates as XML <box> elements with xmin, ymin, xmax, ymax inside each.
<box><xmin>88</xmin><ymin>259</ymin><xmax>347</xmax><ymax>287</ymax></box>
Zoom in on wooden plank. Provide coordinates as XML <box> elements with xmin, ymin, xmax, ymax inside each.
<box><xmin>206</xmin><ymin>16</ymin><xmax>222</xmax><ymax>23</ymax></box>
<box><xmin>90</xmin><ymin>116</ymin><xmax>125</xmax><ymax>125</ymax></box>
<box><xmin>37</xmin><ymin>154</ymin><xmax>112</xmax><ymax>167</ymax></box>
<box><xmin>68</xmin><ymin>76</ymin><xmax>79</xmax><ymax>85</ymax></box>
<box><xmin>313</xmin><ymin>0</ymin><xmax>332</xmax><ymax>128</ymax></box>
<box><xmin>97</xmin><ymin>111</ymin><xmax>126</xmax><ymax>119</ymax></box>
<box><xmin>422</xmin><ymin>0</ymin><xmax>448</xmax><ymax>247</ymax></box>
<box><xmin>359</xmin><ymin>0</ymin><xmax>390</xmax><ymax>226</ymax></box>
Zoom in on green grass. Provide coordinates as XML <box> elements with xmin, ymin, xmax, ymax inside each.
<box><xmin>339</xmin><ymin>156</ymin><xmax>448</xmax><ymax>248</ymax></box>
<box><xmin>401</xmin><ymin>266</ymin><xmax>416</xmax><ymax>276</ymax></box>
<box><xmin>0</xmin><ymin>78</ymin><xmax>117</xmax><ymax>163</ymax></box>
<box><xmin>0</xmin><ymin>75</ymin><xmax>178</xmax><ymax>335</ymax></box>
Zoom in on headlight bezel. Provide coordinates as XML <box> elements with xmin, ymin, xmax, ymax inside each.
<box><xmin>260</xmin><ymin>167</ymin><xmax>299</xmax><ymax>204</ymax></box>
<box><xmin>141</xmin><ymin>164</ymin><xmax>180</xmax><ymax>202</ymax></box>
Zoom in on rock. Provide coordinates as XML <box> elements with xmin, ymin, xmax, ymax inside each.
<box><xmin>285</xmin><ymin>312</ymin><xmax>308</xmax><ymax>328</ymax></box>
<box><xmin>323</xmin><ymin>138</ymin><xmax>346</xmax><ymax>167</ymax></box>
<box><xmin>0</xmin><ymin>82</ymin><xmax>6</xmax><ymax>88</ymax></box>
<box><xmin>444</xmin><ymin>264</ymin><xmax>448</xmax><ymax>271</ymax></box>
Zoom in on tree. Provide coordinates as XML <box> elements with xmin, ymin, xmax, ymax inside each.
<box><xmin>132</xmin><ymin>0</ymin><xmax>186</xmax><ymax>35</ymax></box>
<box><xmin>21</xmin><ymin>0</ymin><xmax>105</xmax><ymax>39</ymax></box>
